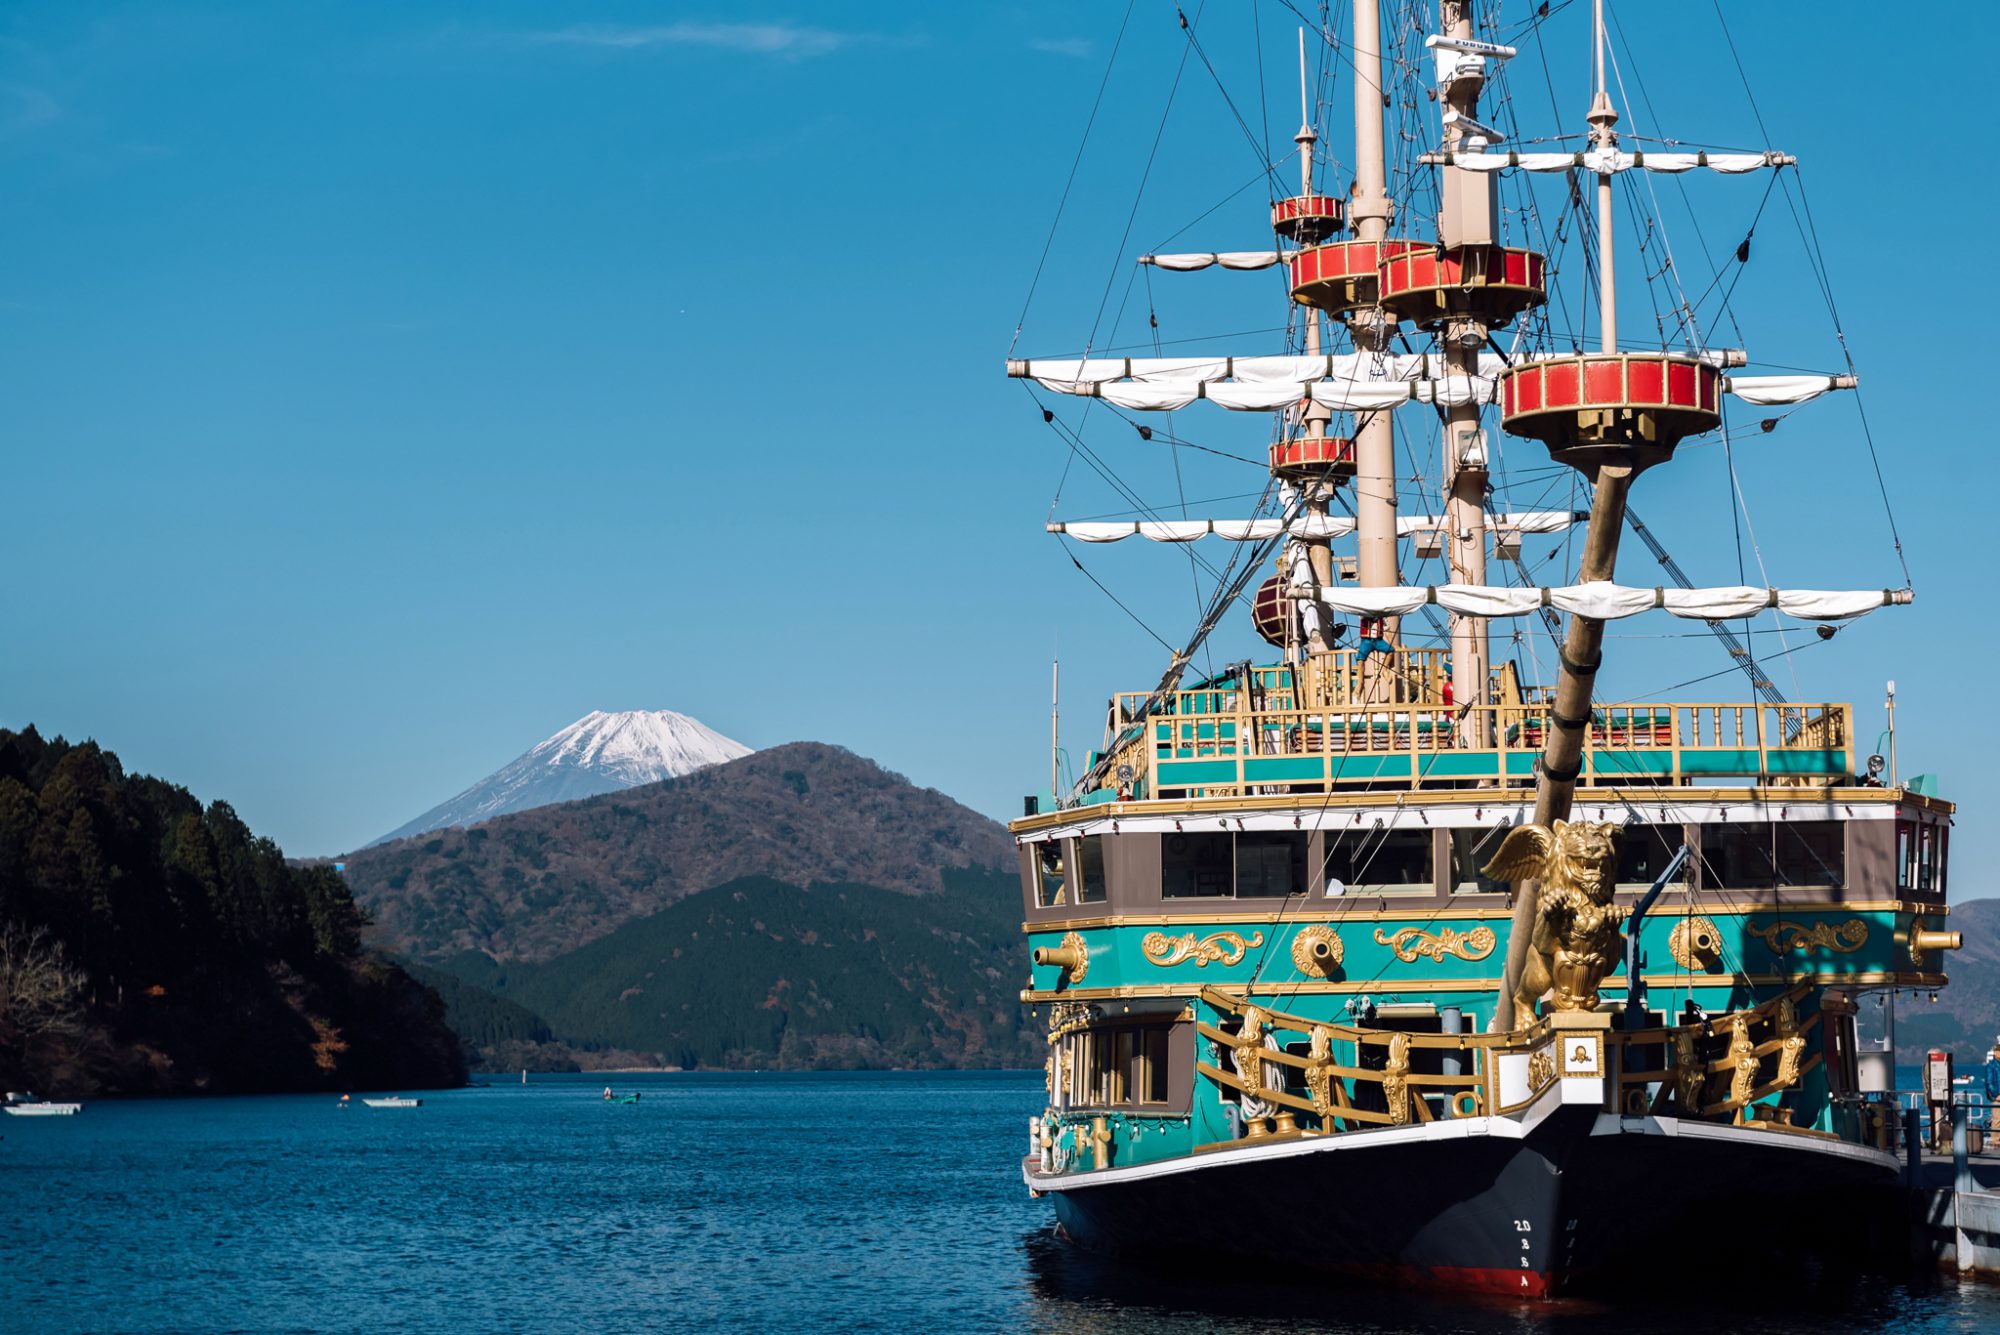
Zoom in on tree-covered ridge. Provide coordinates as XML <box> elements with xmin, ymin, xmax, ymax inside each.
<box><xmin>0</xmin><ymin>726</ymin><xmax>464</xmax><ymax>1096</ymax></box>
<box><xmin>436</xmin><ymin>868</ymin><xmax>1038</xmax><ymax>1071</ymax></box>
<box><xmin>344</xmin><ymin>742</ymin><xmax>1017</xmax><ymax>964</ymax></box>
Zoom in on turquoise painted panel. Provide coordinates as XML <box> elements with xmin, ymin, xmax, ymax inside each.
<box><xmin>1766</xmin><ymin>750</ymin><xmax>1846</xmax><ymax>774</ymax></box>
<box><xmin>1591</xmin><ymin>752</ymin><xmax>1674</xmax><ymax>777</ymax></box>
<box><xmin>1424</xmin><ymin>753</ymin><xmax>1503</xmax><ymax>778</ymax></box>
<box><xmin>1682</xmin><ymin>748</ymin><xmax>1762</xmax><ymax>774</ymax></box>
<box><xmin>1157</xmin><ymin>760</ymin><xmax>1239</xmax><ymax>785</ymax></box>
<box><xmin>1242</xmin><ymin>757</ymin><xmax>1331</xmax><ymax>782</ymax></box>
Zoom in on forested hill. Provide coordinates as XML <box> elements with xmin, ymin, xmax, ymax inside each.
<box><xmin>0</xmin><ymin>726</ymin><xmax>464</xmax><ymax>1097</ymax></box>
<box><xmin>343</xmin><ymin>742</ymin><xmax>1016</xmax><ymax>964</ymax></box>
<box><xmin>433</xmin><ymin>869</ymin><xmax>1037</xmax><ymax>1071</ymax></box>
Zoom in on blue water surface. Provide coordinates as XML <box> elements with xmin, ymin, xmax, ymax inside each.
<box><xmin>2</xmin><ymin>1070</ymin><xmax>1996</xmax><ymax>1333</ymax></box>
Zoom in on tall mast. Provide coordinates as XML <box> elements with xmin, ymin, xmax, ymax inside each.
<box><xmin>1492</xmin><ymin>0</ymin><xmax>1633</xmax><ymax>1029</ymax></box>
<box><xmin>1438</xmin><ymin>0</ymin><xmax>1495</xmax><ymax>735</ymax></box>
<box><xmin>1348</xmin><ymin>0</ymin><xmax>1399</xmax><ymax>594</ymax></box>
<box><xmin>1298</xmin><ymin>30</ymin><xmax>1337</xmax><ymax>635</ymax></box>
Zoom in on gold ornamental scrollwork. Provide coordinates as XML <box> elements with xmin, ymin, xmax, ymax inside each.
<box><xmin>1372</xmin><ymin>924</ymin><xmax>1497</xmax><ymax>964</ymax></box>
<box><xmin>1745</xmin><ymin>917</ymin><xmax>1868</xmax><ymax>955</ymax></box>
<box><xmin>1291</xmin><ymin>925</ymin><xmax>1345</xmax><ymax>978</ymax></box>
<box><xmin>1527</xmin><ymin>1048</ymin><xmax>1555</xmax><ymax>1093</ymax></box>
<box><xmin>1140</xmin><ymin>928</ymin><xmax>1265</xmax><ymax>969</ymax></box>
<box><xmin>1667</xmin><ymin>916</ymin><xmax>1724</xmax><ymax>972</ymax></box>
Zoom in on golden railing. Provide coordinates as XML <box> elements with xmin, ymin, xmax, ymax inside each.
<box><xmin>1124</xmin><ymin>698</ymin><xmax>1852</xmax><ymax>797</ymax></box>
<box><xmin>1192</xmin><ymin>983</ymin><xmax>1822</xmax><ymax>1138</ymax></box>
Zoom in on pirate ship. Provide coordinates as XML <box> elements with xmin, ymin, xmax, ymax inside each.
<box><xmin>1006</xmin><ymin>1</ymin><xmax>1958</xmax><ymax>1297</ymax></box>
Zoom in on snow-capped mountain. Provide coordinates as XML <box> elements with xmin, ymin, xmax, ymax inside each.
<box><xmin>367</xmin><ymin>710</ymin><xmax>752</xmax><ymax>847</ymax></box>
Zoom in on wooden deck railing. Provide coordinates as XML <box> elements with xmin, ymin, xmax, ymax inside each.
<box><xmin>1193</xmin><ymin>984</ymin><xmax>1820</xmax><ymax>1139</ymax></box>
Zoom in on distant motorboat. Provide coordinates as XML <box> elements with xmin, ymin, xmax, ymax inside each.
<box><xmin>4</xmin><ymin>1091</ymin><xmax>82</xmax><ymax>1117</ymax></box>
<box><xmin>361</xmin><ymin>1096</ymin><xmax>422</xmax><ymax>1109</ymax></box>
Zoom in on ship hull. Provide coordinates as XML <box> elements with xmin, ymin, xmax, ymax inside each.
<box><xmin>1031</xmin><ymin>1108</ymin><xmax>1900</xmax><ymax>1297</ymax></box>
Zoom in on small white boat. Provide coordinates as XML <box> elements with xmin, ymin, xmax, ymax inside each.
<box><xmin>360</xmin><ymin>1096</ymin><xmax>422</xmax><ymax>1108</ymax></box>
<box><xmin>3</xmin><ymin>1091</ymin><xmax>82</xmax><ymax>1116</ymax></box>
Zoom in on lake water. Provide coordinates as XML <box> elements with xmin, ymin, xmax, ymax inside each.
<box><xmin>3</xmin><ymin>1070</ymin><xmax>1997</xmax><ymax>1333</ymax></box>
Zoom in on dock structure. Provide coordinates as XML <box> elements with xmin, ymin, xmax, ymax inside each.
<box><xmin>1912</xmin><ymin>1104</ymin><xmax>2000</xmax><ymax>1275</ymax></box>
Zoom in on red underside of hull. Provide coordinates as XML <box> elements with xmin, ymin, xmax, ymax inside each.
<box><xmin>1329</xmin><ymin>1262</ymin><xmax>1555</xmax><ymax>1299</ymax></box>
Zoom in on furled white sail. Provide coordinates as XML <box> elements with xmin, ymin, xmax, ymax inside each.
<box><xmin>1140</xmin><ymin>251</ymin><xmax>1293</xmax><ymax>271</ymax></box>
<box><xmin>1008</xmin><ymin>355</ymin><xmax>1847</xmax><ymax>414</ymax></box>
<box><xmin>1304</xmin><ymin>582</ymin><xmax>1909</xmax><ymax>622</ymax></box>
<box><xmin>1424</xmin><ymin>149</ymin><xmax>1794</xmax><ymax>174</ymax></box>
<box><xmin>1046</xmin><ymin>511</ymin><xmax>1584</xmax><ymax>543</ymax></box>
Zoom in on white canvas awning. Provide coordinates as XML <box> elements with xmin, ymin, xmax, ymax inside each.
<box><xmin>1139</xmin><ymin>251</ymin><xmax>1294</xmax><ymax>271</ymax></box>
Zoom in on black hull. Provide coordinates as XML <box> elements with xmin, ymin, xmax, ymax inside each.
<box><xmin>1034</xmin><ymin>1109</ymin><xmax>1900</xmax><ymax>1297</ymax></box>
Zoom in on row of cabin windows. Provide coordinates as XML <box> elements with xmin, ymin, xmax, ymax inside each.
<box><xmin>1036</xmin><ymin>819</ymin><xmax>1865</xmax><ymax>905</ymax></box>
<box><xmin>1058</xmin><ymin>1025</ymin><xmax>1172</xmax><ymax>1109</ymax></box>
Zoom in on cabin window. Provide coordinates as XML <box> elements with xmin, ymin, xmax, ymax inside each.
<box><xmin>1076</xmin><ymin>835</ymin><xmax>1108</xmax><ymax>903</ymax></box>
<box><xmin>1324</xmin><ymin>828</ymin><xmax>1433</xmax><ymax>895</ymax></box>
<box><xmin>1774</xmin><ymin>821</ymin><xmax>1844</xmax><ymax>888</ymax></box>
<box><xmin>1163</xmin><ymin>832</ymin><xmax>1236</xmax><ymax>898</ymax></box>
<box><xmin>1036</xmin><ymin>842</ymin><xmax>1066</xmax><ymax>907</ymax></box>
<box><xmin>1697</xmin><ymin>823</ymin><xmax>1779</xmax><ymax>890</ymax></box>
<box><xmin>1235</xmin><ymin>831</ymin><xmax>1308</xmax><ymax>898</ymax></box>
<box><xmin>1903</xmin><ymin>821</ymin><xmax>1948</xmax><ymax>894</ymax></box>
<box><xmin>1139</xmin><ymin>1027</ymin><xmax>1170</xmax><ymax>1104</ymax></box>
<box><xmin>1063</xmin><ymin>1024</ymin><xmax>1177</xmax><ymax>1108</ymax></box>
<box><xmin>1616</xmin><ymin>823</ymin><xmax>1688</xmax><ymax>892</ymax></box>
<box><xmin>1450</xmin><ymin>824</ymin><xmax>1512</xmax><ymax>894</ymax></box>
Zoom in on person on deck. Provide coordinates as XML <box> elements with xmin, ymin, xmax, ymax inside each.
<box><xmin>1983</xmin><ymin>1039</ymin><xmax>2000</xmax><ymax>1103</ymax></box>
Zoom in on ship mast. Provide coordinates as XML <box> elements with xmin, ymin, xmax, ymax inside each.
<box><xmin>1437</xmin><ymin>0</ymin><xmax>1496</xmax><ymax>737</ymax></box>
<box><xmin>1492</xmin><ymin>0</ymin><xmax>1631</xmax><ymax>1030</ymax></box>
<box><xmin>1348</xmin><ymin>0</ymin><xmax>1399</xmax><ymax>598</ymax></box>
<box><xmin>1297</xmin><ymin>32</ymin><xmax>1338</xmax><ymax>634</ymax></box>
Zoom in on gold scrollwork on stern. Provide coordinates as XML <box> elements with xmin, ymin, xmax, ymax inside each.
<box><xmin>1372</xmin><ymin>924</ymin><xmax>1497</xmax><ymax>964</ymax></box>
<box><xmin>1141</xmin><ymin>929</ymin><xmax>1265</xmax><ymax>968</ymax></box>
<box><xmin>1668</xmin><ymin>916</ymin><xmax>1724</xmax><ymax>971</ymax></box>
<box><xmin>1527</xmin><ymin>1047</ymin><xmax>1555</xmax><ymax>1093</ymax></box>
<box><xmin>1745</xmin><ymin>917</ymin><xmax>1868</xmax><ymax>955</ymax></box>
<box><xmin>1291</xmin><ymin>925</ymin><xmax>1345</xmax><ymax>978</ymax></box>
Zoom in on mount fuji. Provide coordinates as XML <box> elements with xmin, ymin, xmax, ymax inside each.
<box><xmin>367</xmin><ymin>710</ymin><xmax>752</xmax><ymax>847</ymax></box>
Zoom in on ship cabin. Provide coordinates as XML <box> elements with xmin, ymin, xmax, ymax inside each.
<box><xmin>1015</xmin><ymin>649</ymin><xmax>1958</xmax><ymax>1177</ymax></box>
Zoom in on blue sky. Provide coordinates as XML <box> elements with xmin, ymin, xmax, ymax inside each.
<box><xmin>0</xmin><ymin>3</ymin><xmax>1979</xmax><ymax>880</ymax></box>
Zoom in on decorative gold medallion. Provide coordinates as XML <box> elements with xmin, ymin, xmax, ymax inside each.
<box><xmin>1372</xmin><ymin>924</ymin><xmax>1497</xmax><ymax>964</ymax></box>
<box><xmin>1291</xmin><ymin>925</ymin><xmax>1345</xmax><ymax>978</ymax></box>
<box><xmin>1140</xmin><ymin>928</ymin><xmax>1264</xmax><ymax>968</ymax></box>
<box><xmin>1745</xmin><ymin>917</ymin><xmax>1868</xmax><ymax>955</ymax></box>
<box><xmin>1667</xmin><ymin>916</ymin><xmax>1724</xmax><ymax>971</ymax></box>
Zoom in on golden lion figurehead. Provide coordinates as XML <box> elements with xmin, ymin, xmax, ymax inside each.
<box><xmin>1481</xmin><ymin>819</ymin><xmax>1623</xmax><ymax>903</ymax></box>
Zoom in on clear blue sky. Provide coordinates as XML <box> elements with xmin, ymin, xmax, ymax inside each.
<box><xmin>0</xmin><ymin>3</ymin><xmax>1979</xmax><ymax>882</ymax></box>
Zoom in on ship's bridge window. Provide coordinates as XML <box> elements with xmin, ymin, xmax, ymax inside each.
<box><xmin>1898</xmin><ymin>820</ymin><xmax>1946</xmax><ymax>894</ymax></box>
<box><xmin>1615</xmin><ymin>822</ymin><xmax>1688</xmax><ymax>892</ymax></box>
<box><xmin>1036</xmin><ymin>842</ymin><xmax>1066</xmax><ymax>907</ymax></box>
<box><xmin>1451</xmin><ymin>824</ymin><xmax>1512</xmax><ymax>894</ymax></box>
<box><xmin>1324</xmin><ymin>827</ymin><xmax>1433</xmax><ymax>896</ymax></box>
<box><xmin>1075</xmin><ymin>835</ymin><xmax>1108</xmax><ymax>903</ymax></box>
<box><xmin>1162</xmin><ymin>830</ymin><xmax>1307</xmax><ymax>898</ymax></box>
<box><xmin>1698</xmin><ymin>821</ymin><xmax>1844</xmax><ymax>890</ymax></box>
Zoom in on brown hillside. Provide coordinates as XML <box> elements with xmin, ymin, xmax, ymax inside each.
<box><xmin>341</xmin><ymin>742</ymin><xmax>1014</xmax><ymax>963</ymax></box>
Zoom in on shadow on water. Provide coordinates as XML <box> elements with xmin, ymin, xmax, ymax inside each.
<box><xmin>1016</xmin><ymin>1227</ymin><xmax>1992</xmax><ymax>1335</ymax></box>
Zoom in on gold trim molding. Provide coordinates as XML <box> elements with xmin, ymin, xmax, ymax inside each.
<box><xmin>1372</xmin><ymin>924</ymin><xmax>1497</xmax><ymax>963</ymax></box>
<box><xmin>1746</xmin><ymin>918</ymin><xmax>1868</xmax><ymax>955</ymax></box>
<box><xmin>1140</xmin><ymin>929</ymin><xmax>1265</xmax><ymax>968</ymax></box>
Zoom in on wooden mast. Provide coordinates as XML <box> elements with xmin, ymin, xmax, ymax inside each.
<box><xmin>1491</xmin><ymin>0</ymin><xmax>1632</xmax><ymax>1031</ymax></box>
<box><xmin>1438</xmin><ymin>1</ymin><xmax>1495</xmax><ymax>742</ymax></box>
<box><xmin>1348</xmin><ymin>1</ymin><xmax>1399</xmax><ymax>602</ymax></box>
